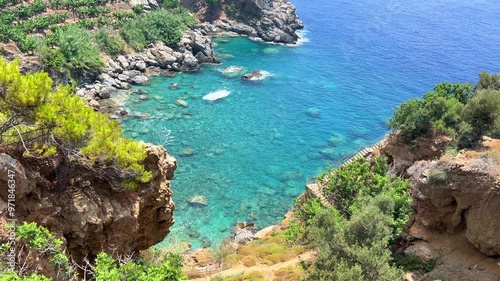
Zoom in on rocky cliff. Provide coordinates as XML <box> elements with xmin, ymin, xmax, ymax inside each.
<box><xmin>0</xmin><ymin>143</ymin><xmax>176</xmax><ymax>263</ymax></box>
<box><xmin>180</xmin><ymin>0</ymin><xmax>304</xmax><ymax>44</ymax></box>
<box><xmin>379</xmin><ymin>135</ymin><xmax>500</xmax><ymax>280</ymax></box>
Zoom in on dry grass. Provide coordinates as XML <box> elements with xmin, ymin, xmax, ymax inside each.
<box><xmin>273</xmin><ymin>265</ymin><xmax>305</xmax><ymax>281</ymax></box>
<box><xmin>236</xmin><ymin>230</ymin><xmax>303</xmax><ymax>266</ymax></box>
<box><xmin>222</xmin><ymin>271</ymin><xmax>266</xmax><ymax>281</ymax></box>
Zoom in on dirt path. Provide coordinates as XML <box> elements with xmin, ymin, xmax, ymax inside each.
<box><xmin>188</xmin><ymin>251</ymin><xmax>315</xmax><ymax>281</ymax></box>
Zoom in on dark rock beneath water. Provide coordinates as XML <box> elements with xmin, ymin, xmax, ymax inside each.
<box><xmin>306</xmin><ymin>107</ymin><xmax>321</xmax><ymax>118</ymax></box>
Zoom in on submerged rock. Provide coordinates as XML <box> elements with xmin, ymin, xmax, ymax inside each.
<box><xmin>188</xmin><ymin>195</ymin><xmax>207</xmax><ymax>206</ymax></box>
<box><xmin>328</xmin><ymin>133</ymin><xmax>345</xmax><ymax>147</ymax></box>
<box><xmin>222</xmin><ymin>66</ymin><xmax>245</xmax><ymax>77</ymax></box>
<box><xmin>241</xmin><ymin>70</ymin><xmax>271</xmax><ymax>81</ymax></box>
<box><xmin>306</xmin><ymin>107</ymin><xmax>321</xmax><ymax>118</ymax></box>
<box><xmin>179</xmin><ymin>147</ymin><xmax>195</xmax><ymax>157</ymax></box>
<box><xmin>175</xmin><ymin>99</ymin><xmax>188</xmax><ymax>108</ymax></box>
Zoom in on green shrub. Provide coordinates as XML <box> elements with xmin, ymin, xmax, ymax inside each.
<box><xmin>160</xmin><ymin>0</ymin><xmax>178</xmax><ymax>9</ymax></box>
<box><xmin>120</xmin><ymin>18</ymin><xmax>148</xmax><ymax>51</ymax></box>
<box><xmin>95</xmin><ymin>28</ymin><xmax>125</xmax><ymax>57</ymax></box>
<box><xmin>392</xmin><ymin>254</ymin><xmax>437</xmax><ymax>273</ymax></box>
<box><xmin>305</xmin><ymin>198</ymin><xmax>404</xmax><ymax>281</ymax></box>
<box><xmin>389</xmin><ymin>74</ymin><xmax>500</xmax><ymax>149</ymax></box>
<box><xmin>427</xmin><ymin>163</ymin><xmax>450</xmax><ymax>184</ymax></box>
<box><xmin>0</xmin><ymin>58</ymin><xmax>151</xmax><ymax>186</ymax></box>
<box><xmin>52</xmin><ymin>24</ymin><xmax>105</xmax><ymax>71</ymax></box>
<box><xmin>133</xmin><ymin>4</ymin><xmax>145</xmax><ymax>14</ymax></box>
<box><xmin>462</xmin><ymin>89</ymin><xmax>500</xmax><ymax>140</ymax></box>
<box><xmin>388</xmin><ymin>82</ymin><xmax>472</xmax><ymax>141</ymax></box>
<box><xmin>295</xmin><ymin>198</ymin><xmax>324</xmax><ymax>226</ymax></box>
<box><xmin>120</xmin><ymin>8</ymin><xmax>196</xmax><ymax>51</ymax></box>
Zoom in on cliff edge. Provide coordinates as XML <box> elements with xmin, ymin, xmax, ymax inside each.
<box><xmin>180</xmin><ymin>0</ymin><xmax>304</xmax><ymax>44</ymax></box>
<box><xmin>0</xmin><ymin>143</ymin><xmax>176</xmax><ymax>263</ymax></box>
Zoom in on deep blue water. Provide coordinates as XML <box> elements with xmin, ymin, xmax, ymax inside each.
<box><xmin>120</xmin><ymin>0</ymin><xmax>500</xmax><ymax>247</ymax></box>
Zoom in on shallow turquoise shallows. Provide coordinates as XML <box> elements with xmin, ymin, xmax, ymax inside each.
<box><xmin>121</xmin><ymin>0</ymin><xmax>500</xmax><ymax>248</ymax></box>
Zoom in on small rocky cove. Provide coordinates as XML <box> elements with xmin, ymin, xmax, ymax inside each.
<box><xmin>1</xmin><ymin>0</ymin><xmax>500</xmax><ymax>280</ymax></box>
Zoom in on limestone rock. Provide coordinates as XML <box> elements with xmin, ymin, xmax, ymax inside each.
<box><xmin>379</xmin><ymin>133</ymin><xmax>451</xmax><ymax>175</ymax></box>
<box><xmin>188</xmin><ymin>195</ymin><xmax>207</xmax><ymax>206</ymax></box>
<box><xmin>130</xmin><ymin>75</ymin><xmax>150</xmax><ymax>85</ymax></box>
<box><xmin>231</xmin><ymin>222</ymin><xmax>256</xmax><ymax>244</ymax></box>
<box><xmin>117</xmin><ymin>55</ymin><xmax>130</xmax><ymax>70</ymax></box>
<box><xmin>407</xmin><ymin>155</ymin><xmax>500</xmax><ymax>256</ymax></box>
<box><xmin>175</xmin><ymin>99</ymin><xmax>188</xmax><ymax>108</ymax></box>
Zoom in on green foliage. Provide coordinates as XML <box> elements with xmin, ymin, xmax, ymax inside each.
<box><xmin>0</xmin><ymin>58</ymin><xmax>151</xmax><ymax>186</ymax></box>
<box><xmin>95</xmin><ymin>28</ymin><xmax>125</xmax><ymax>58</ymax></box>
<box><xmin>2</xmin><ymin>222</ymin><xmax>186</xmax><ymax>280</ymax></box>
<box><xmin>0</xmin><ymin>273</ymin><xmax>51</xmax><ymax>281</ymax></box>
<box><xmin>295</xmin><ymin>198</ymin><xmax>325</xmax><ymax>226</ymax></box>
<box><xmin>461</xmin><ymin>89</ymin><xmax>500</xmax><ymax>141</ymax></box>
<box><xmin>94</xmin><ymin>252</ymin><xmax>187</xmax><ymax>281</ymax></box>
<box><xmin>120</xmin><ymin>19</ymin><xmax>147</xmax><ymax>51</ymax></box>
<box><xmin>132</xmin><ymin>4</ymin><xmax>145</xmax><ymax>15</ymax></box>
<box><xmin>284</xmin><ymin>219</ymin><xmax>305</xmax><ymax>243</ymax></box>
<box><xmin>476</xmin><ymin>71</ymin><xmax>500</xmax><ymax>91</ymax></box>
<box><xmin>389</xmin><ymin>73</ymin><xmax>500</xmax><ymax>148</ymax></box>
<box><xmin>50</xmin><ymin>24</ymin><xmax>105</xmax><ymax>71</ymax></box>
<box><xmin>392</xmin><ymin>254</ymin><xmax>437</xmax><ymax>273</ymax></box>
<box><xmin>120</xmin><ymin>8</ymin><xmax>197</xmax><ymax>51</ymax></box>
<box><xmin>160</xmin><ymin>0</ymin><xmax>178</xmax><ymax>9</ymax></box>
<box><xmin>4</xmin><ymin>222</ymin><xmax>75</xmax><ymax>278</ymax></box>
<box><xmin>323</xmin><ymin>157</ymin><xmax>410</xmax><ymax>231</ymax></box>
<box><xmin>305</xmin><ymin>198</ymin><xmax>404</xmax><ymax>281</ymax></box>
<box><xmin>388</xmin><ymin>82</ymin><xmax>472</xmax><ymax>141</ymax></box>
<box><xmin>37</xmin><ymin>46</ymin><xmax>65</xmax><ymax>71</ymax></box>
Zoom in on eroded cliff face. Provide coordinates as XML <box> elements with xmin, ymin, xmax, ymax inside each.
<box><xmin>378</xmin><ymin>134</ymin><xmax>500</xmax><ymax>280</ymax></box>
<box><xmin>407</xmin><ymin>152</ymin><xmax>500</xmax><ymax>256</ymax></box>
<box><xmin>0</xmin><ymin>143</ymin><xmax>176</xmax><ymax>263</ymax></box>
<box><xmin>181</xmin><ymin>0</ymin><xmax>304</xmax><ymax>44</ymax></box>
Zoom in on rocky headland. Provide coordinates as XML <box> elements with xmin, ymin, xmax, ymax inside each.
<box><xmin>0</xmin><ymin>143</ymin><xmax>176</xmax><ymax>267</ymax></box>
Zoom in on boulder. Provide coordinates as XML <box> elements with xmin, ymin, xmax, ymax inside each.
<box><xmin>130</xmin><ymin>75</ymin><xmax>150</xmax><ymax>85</ymax></box>
<box><xmin>179</xmin><ymin>147</ymin><xmax>195</xmax><ymax>157</ymax></box>
<box><xmin>175</xmin><ymin>99</ymin><xmax>188</xmax><ymax>108</ymax></box>
<box><xmin>231</xmin><ymin>222</ymin><xmax>257</xmax><ymax>244</ymax></box>
<box><xmin>181</xmin><ymin>51</ymin><xmax>199</xmax><ymax>70</ymax></box>
<box><xmin>188</xmin><ymin>195</ymin><xmax>207</xmax><ymax>207</ymax></box>
<box><xmin>132</xmin><ymin>60</ymin><xmax>147</xmax><ymax>72</ymax></box>
<box><xmin>116</xmin><ymin>55</ymin><xmax>130</xmax><ymax>70</ymax></box>
<box><xmin>88</xmin><ymin>100</ymin><xmax>100</xmax><ymax>111</ymax></box>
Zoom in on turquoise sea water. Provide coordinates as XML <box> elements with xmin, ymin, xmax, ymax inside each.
<box><xmin>121</xmin><ymin>0</ymin><xmax>500</xmax><ymax>248</ymax></box>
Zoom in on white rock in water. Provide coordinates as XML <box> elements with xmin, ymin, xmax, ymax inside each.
<box><xmin>202</xmin><ymin>90</ymin><xmax>231</xmax><ymax>101</ymax></box>
<box><xmin>222</xmin><ymin>66</ymin><xmax>244</xmax><ymax>77</ymax></box>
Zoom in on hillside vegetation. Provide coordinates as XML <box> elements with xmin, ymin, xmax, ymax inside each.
<box><xmin>0</xmin><ymin>57</ymin><xmax>151</xmax><ymax>187</ymax></box>
<box><xmin>0</xmin><ymin>222</ymin><xmax>185</xmax><ymax>280</ymax></box>
<box><xmin>388</xmin><ymin>72</ymin><xmax>500</xmax><ymax>148</ymax></box>
<box><xmin>0</xmin><ymin>0</ymin><xmax>196</xmax><ymax>73</ymax></box>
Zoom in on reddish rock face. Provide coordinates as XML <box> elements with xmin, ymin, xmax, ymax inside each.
<box><xmin>379</xmin><ymin>132</ymin><xmax>452</xmax><ymax>176</ymax></box>
<box><xmin>0</xmin><ymin>143</ymin><xmax>176</xmax><ymax>263</ymax></box>
<box><xmin>407</xmin><ymin>157</ymin><xmax>500</xmax><ymax>256</ymax></box>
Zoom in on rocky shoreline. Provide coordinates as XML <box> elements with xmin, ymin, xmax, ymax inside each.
<box><xmin>76</xmin><ymin>0</ymin><xmax>304</xmax><ymax>114</ymax></box>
